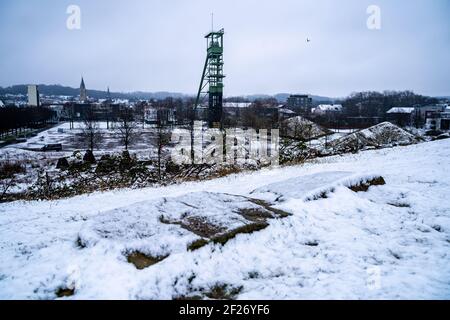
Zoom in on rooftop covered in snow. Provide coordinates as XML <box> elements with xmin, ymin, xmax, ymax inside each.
<box><xmin>223</xmin><ymin>102</ymin><xmax>252</xmax><ymax>108</ymax></box>
<box><xmin>387</xmin><ymin>107</ymin><xmax>415</xmax><ymax>114</ymax></box>
<box><xmin>312</xmin><ymin>104</ymin><xmax>343</xmax><ymax>114</ymax></box>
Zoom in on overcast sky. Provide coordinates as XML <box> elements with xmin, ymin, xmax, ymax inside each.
<box><xmin>0</xmin><ymin>0</ymin><xmax>449</xmax><ymax>97</ymax></box>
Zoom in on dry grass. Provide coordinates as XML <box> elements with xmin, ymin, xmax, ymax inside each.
<box><xmin>348</xmin><ymin>176</ymin><xmax>386</xmax><ymax>192</ymax></box>
<box><xmin>126</xmin><ymin>251</ymin><xmax>168</xmax><ymax>270</ymax></box>
<box><xmin>188</xmin><ymin>222</ymin><xmax>269</xmax><ymax>251</ymax></box>
<box><xmin>181</xmin><ymin>216</ymin><xmax>227</xmax><ymax>238</ymax></box>
<box><xmin>55</xmin><ymin>287</ymin><xmax>75</xmax><ymax>298</ymax></box>
<box><xmin>173</xmin><ymin>283</ymin><xmax>243</xmax><ymax>300</ymax></box>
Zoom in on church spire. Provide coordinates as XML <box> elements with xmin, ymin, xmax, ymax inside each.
<box><xmin>80</xmin><ymin>76</ymin><xmax>87</xmax><ymax>102</ymax></box>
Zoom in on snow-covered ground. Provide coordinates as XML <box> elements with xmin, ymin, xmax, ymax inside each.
<box><xmin>0</xmin><ymin>122</ymin><xmax>165</xmax><ymax>163</ymax></box>
<box><xmin>0</xmin><ymin>139</ymin><xmax>449</xmax><ymax>299</ymax></box>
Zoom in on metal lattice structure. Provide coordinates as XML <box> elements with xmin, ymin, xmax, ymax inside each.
<box><xmin>195</xmin><ymin>28</ymin><xmax>225</xmax><ymax>128</ymax></box>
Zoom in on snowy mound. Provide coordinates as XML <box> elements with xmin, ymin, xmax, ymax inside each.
<box><xmin>156</xmin><ymin>192</ymin><xmax>274</xmax><ymax>233</ymax></box>
<box><xmin>78</xmin><ymin>192</ymin><xmax>288</xmax><ymax>257</ymax></box>
<box><xmin>281</xmin><ymin>116</ymin><xmax>328</xmax><ymax>140</ymax></box>
<box><xmin>78</xmin><ymin>200</ymin><xmax>197</xmax><ymax>257</ymax></box>
<box><xmin>250</xmin><ymin>171</ymin><xmax>385</xmax><ymax>203</ymax></box>
<box><xmin>330</xmin><ymin>122</ymin><xmax>416</xmax><ymax>153</ymax></box>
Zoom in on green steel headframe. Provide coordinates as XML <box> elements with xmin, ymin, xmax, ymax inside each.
<box><xmin>194</xmin><ymin>28</ymin><xmax>225</xmax><ymax>127</ymax></box>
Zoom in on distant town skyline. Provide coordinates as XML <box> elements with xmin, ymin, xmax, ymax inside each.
<box><xmin>0</xmin><ymin>0</ymin><xmax>449</xmax><ymax>97</ymax></box>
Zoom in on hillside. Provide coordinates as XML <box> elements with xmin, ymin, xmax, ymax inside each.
<box><xmin>281</xmin><ymin>116</ymin><xmax>329</xmax><ymax>139</ymax></box>
<box><xmin>329</xmin><ymin>122</ymin><xmax>418</xmax><ymax>153</ymax></box>
<box><xmin>0</xmin><ymin>85</ymin><xmax>187</xmax><ymax>100</ymax></box>
<box><xmin>0</xmin><ymin>85</ymin><xmax>336</xmax><ymax>102</ymax></box>
<box><xmin>1</xmin><ymin>139</ymin><xmax>449</xmax><ymax>299</ymax></box>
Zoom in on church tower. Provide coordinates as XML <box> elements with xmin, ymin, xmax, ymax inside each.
<box><xmin>80</xmin><ymin>77</ymin><xmax>87</xmax><ymax>102</ymax></box>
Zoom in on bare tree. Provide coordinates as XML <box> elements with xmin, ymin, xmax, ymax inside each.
<box><xmin>81</xmin><ymin>107</ymin><xmax>102</xmax><ymax>151</ymax></box>
<box><xmin>134</xmin><ymin>101</ymin><xmax>147</xmax><ymax>129</ymax></box>
<box><xmin>282</xmin><ymin>117</ymin><xmax>315</xmax><ymax>141</ymax></box>
<box><xmin>116</xmin><ymin>108</ymin><xmax>137</xmax><ymax>150</ymax></box>
<box><xmin>0</xmin><ymin>162</ymin><xmax>25</xmax><ymax>201</ymax></box>
<box><xmin>156</xmin><ymin>117</ymin><xmax>171</xmax><ymax>180</ymax></box>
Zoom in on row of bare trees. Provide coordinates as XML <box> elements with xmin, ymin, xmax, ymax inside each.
<box><xmin>0</xmin><ymin>106</ymin><xmax>56</xmax><ymax>138</ymax></box>
<box><xmin>80</xmin><ymin>108</ymin><xmax>171</xmax><ymax>180</ymax></box>
<box><xmin>81</xmin><ymin>108</ymin><xmax>138</xmax><ymax>151</ymax></box>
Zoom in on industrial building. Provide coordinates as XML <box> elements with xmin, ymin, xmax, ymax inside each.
<box><xmin>425</xmin><ymin>106</ymin><xmax>450</xmax><ymax>131</ymax></box>
<box><xmin>386</xmin><ymin>107</ymin><xmax>415</xmax><ymax>127</ymax></box>
<box><xmin>286</xmin><ymin>94</ymin><xmax>312</xmax><ymax>114</ymax></box>
<box><xmin>27</xmin><ymin>85</ymin><xmax>40</xmax><ymax>107</ymax></box>
<box><xmin>144</xmin><ymin>105</ymin><xmax>177</xmax><ymax>125</ymax></box>
<box><xmin>195</xmin><ymin>28</ymin><xmax>225</xmax><ymax>128</ymax></box>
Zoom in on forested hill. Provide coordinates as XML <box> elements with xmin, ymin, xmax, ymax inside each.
<box><xmin>0</xmin><ymin>84</ymin><xmax>186</xmax><ymax>100</ymax></box>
